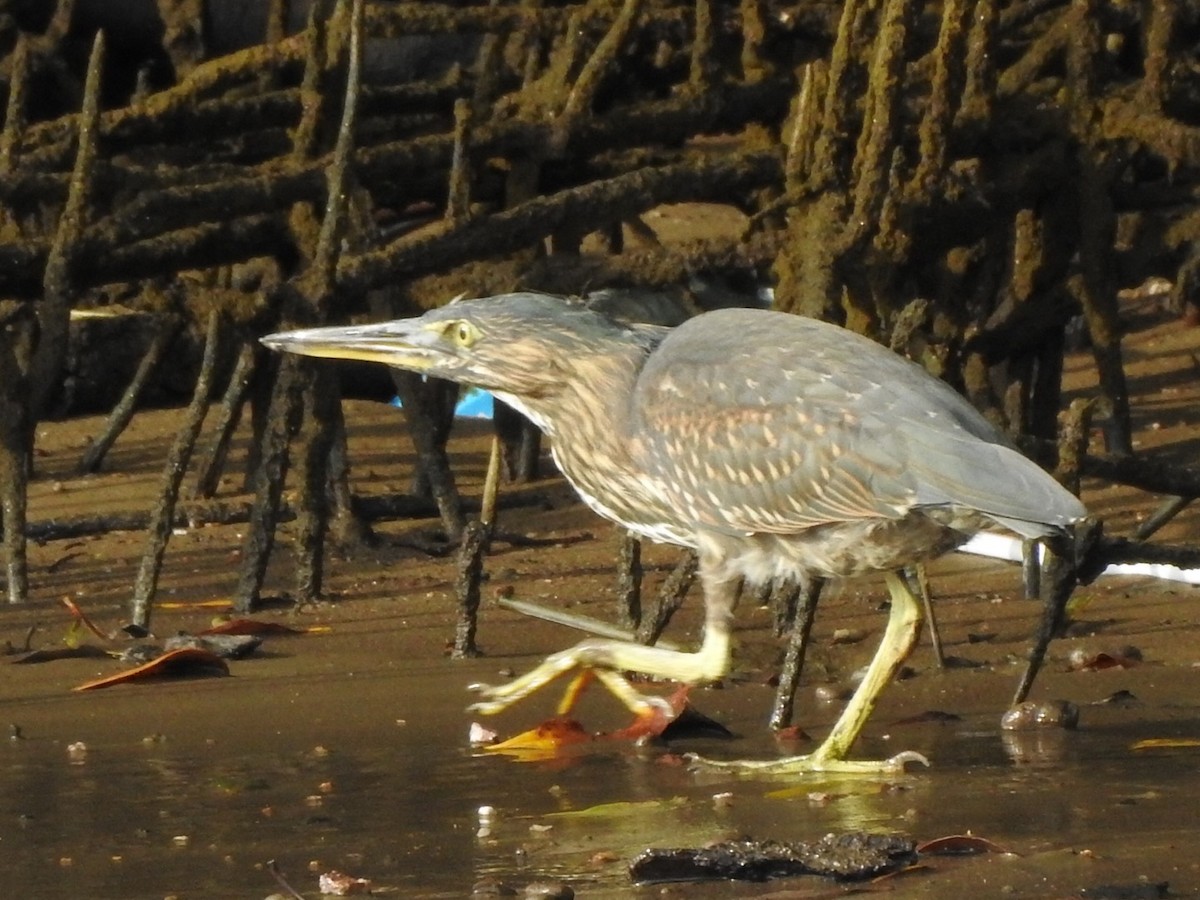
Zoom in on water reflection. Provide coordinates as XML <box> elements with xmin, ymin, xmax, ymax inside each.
<box><xmin>3</xmin><ymin>700</ymin><xmax>1200</xmax><ymax>897</ymax></box>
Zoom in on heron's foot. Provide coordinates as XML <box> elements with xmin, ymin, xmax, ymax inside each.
<box><xmin>467</xmin><ymin>636</ymin><xmax>728</xmax><ymax>718</ymax></box>
<box><xmin>687</xmin><ymin>749</ymin><xmax>930</xmax><ymax>777</ymax></box>
<box><xmin>467</xmin><ymin>644</ymin><xmax>593</xmax><ymax>715</ymax></box>
<box><xmin>468</xmin><ymin>658</ymin><xmax>676</xmax><ymax>722</ymax></box>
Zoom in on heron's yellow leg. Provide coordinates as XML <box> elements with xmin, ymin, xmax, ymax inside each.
<box><xmin>693</xmin><ymin>572</ymin><xmax>929</xmax><ymax>775</ymax></box>
<box><xmin>555</xmin><ymin>671</ymin><xmax>596</xmax><ymax>716</ymax></box>
<box><xmin>468</xmin><ymin>626</ymin><xmax>732</xmax><ymax>717</ymax></box>
<box><xmin>552</xmin><ymin>668</ymin><xmax>672</xmax><ymax>720</ymax></box>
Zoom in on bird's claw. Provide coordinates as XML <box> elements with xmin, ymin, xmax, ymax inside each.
<box><xmin>639</xmin><ymin>694</ymin><xmax>677</xmax><ymax>719</ymax></box>
<box><xmin>466</xmin><ymin>682</ymin><xmax>512</xmax><ymax>716</ymax></box>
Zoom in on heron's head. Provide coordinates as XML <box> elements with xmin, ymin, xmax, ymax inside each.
<box><xmin>262</xmin><ymin>292</ymin><xmax>659</xmax><ymax>401</ymax></box>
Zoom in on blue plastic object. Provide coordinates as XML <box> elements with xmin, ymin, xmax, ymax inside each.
<box><xmin>390</xmin><ymin>387</ymin><xmax>494</xmax><ymax>419</ymax></box>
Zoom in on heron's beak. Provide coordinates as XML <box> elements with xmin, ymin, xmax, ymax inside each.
<box><xmin>261</xmin><ymin>320</ymin><xmax>448</xmax><ymax>372</ymax></box>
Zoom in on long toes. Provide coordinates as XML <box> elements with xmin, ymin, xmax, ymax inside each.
<box><xmin>468</xmin><ymin>681</ymin><xmax>519</xmax><ymax>701</ymax></box>
<box><xmin>467</xmin><ymin>698</ymin><xmax>509</xmax><ymax>716</ymax></box>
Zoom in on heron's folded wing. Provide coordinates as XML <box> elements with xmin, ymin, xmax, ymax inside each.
<box><xmin>632</xmin><ymin>385</ymin><xmax>918</xmax><ymax>536</ymax></box>
<box><xmin>899</xmin><ymin>423</ymin><xmax>1085</xmax><ymax>537</ymax></box>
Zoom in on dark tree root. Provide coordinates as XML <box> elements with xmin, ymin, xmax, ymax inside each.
<box><xmin>193</xmin><ymin>337</ymin><xmax>258</xmax><ymax>499</ymax></box>
<box><xmin>129</xmin><ymin>310</ymin><xmax>223</xmax><ymax>630</ymax></box>
<box><xmin>79</xmin><ymin>315</ymin><xmax>183</xmax><ymax>475</ymax></box>
<box><xmin>768</xmin><ymin>577</ymin><xmax>821</xmax><ymax>731</ymax></box>
<box><xmin>0</xmin><ymin>302</ymin><xmax>34</xmax><ymax>605</ymax></box>
<box><xmin>637</xmin><ymin>550</ymin><xmax>698</xmax><ymax>646</ymax></box>
<box><xmin>452</xmin><ymin>437</ymin><xmax>501</xmax><ymax>658</ymax></box>
<box><xmin>616</xmin><ymin>529</ymin><xmax>643</xmax><ymax>630</ymax></box>
<box><xmin>233</xmin><ymin>352</ymin><xmax>305</xmax><ymax>615</ymax></box>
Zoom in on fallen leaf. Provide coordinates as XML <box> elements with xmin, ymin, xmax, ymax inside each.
<box><xmin>483</xmin><ymin>687</ymin><xmax>729</xmax><ymax>760</ymax></box>
<box><xmin>485</xmin><ymin>718</ymin><xmax>592</xmax><ymax>754</ymax></box>
<box><xmin>60</xmin><ymin>597</ymin><xmax>112</xmax><ymax>642</ymax></box>
<box><xmin>1131</xmin><ymin>737</ymin><xmax>1200</xmax><ymax>751</ymax></box>
<box><xmin>197</xmin><ymin>619</ymin><xmax>306</xmax><ymax>636</ymax></box>
<box><xmin>609</xmin><ymin>687</ymin><xmax>732</xmax><ymax>742</ymax></box>
<box><xmin>916</xmin><ymin>834</ymin><xmax>1012</xmax><ymax>855</ymax></box>
<box><xmin>72</xmin><ymin>648</ymin><xmax>230</xmax><ymax>691</ymax></box>
<box><xmin>772</xmin><ymin>724</ymin><xmax>812</xmax><ymax>742</ymax></box>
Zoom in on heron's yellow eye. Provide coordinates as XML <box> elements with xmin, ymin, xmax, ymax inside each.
<box><xmin>444</xmin><ymin>320</ymin><xmax>478</xmax><ymax>347</ymax></box>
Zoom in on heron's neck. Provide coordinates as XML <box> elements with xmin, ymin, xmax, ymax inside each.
<box><xmin>549</xmin><ymin>347</ymin><xmax>642</xmax><ymax>468</ymax></box>
<box><xmin>495</xmin><ymin>343</ymin><xmax>682</xmax><ymax>543</ymax></box>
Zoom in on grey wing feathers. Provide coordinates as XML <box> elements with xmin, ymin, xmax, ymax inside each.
<box><xmin>630</xmin><ymin>309</ymin><xmax>1084</xmax><ymax>538</ymax></box>
<box><xmin>898</xmin><ymin>423</ymin><xmax>1085</xmax><ymax>537</ymax></box>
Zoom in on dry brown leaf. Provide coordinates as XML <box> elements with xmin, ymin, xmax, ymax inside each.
<box><xmin>73</xmin><ymin>648</ymin><xmax>229</xmax><ymax>691</ymax></box>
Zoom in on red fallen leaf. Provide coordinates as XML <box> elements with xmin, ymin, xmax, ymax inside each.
<box><xmin>485</xmin><ymin>717</ymin><xmax>593</xmax><ymax>754</ymax></box>
<box><xmin>1074</xmin><ymin>652</ymin><xmax>1139</xmax><ymax>671</ymax></box>
<box><xmin>486</xmin><ymin>687</ymin><xmax>731</xmax><ymax>759</ymax></box>
<box><xmin>197</xmin><ymin>619</ymin><xmax>305</xmax><ymax>636</ymax></box>
<box><xmin>916</xmin><ymin>834</ymin><xmax>1012</xmax><ymax>856</ymax></box>
<box><xmin>60</xmin><ymin>597</ymin><xmax>112</xmax><ymax>642</ymax></box>
<box><xmin>609</xmin><ymin>686</ymin><xmax>691</xmax><ymax>742</ymax></box>
<box><xmin>72</xmin><ymin>648</ymin><xmax>229</xmax><ymax>691</ymax></box>
<box><xmin>773</xmin><ymin>725</ymin><xmax>812</xmax><ymax>742</ymax></box>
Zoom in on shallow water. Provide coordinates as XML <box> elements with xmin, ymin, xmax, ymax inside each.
<box><xmin>4</xmin><ymin>657</ymin><xmax>1200</xmax><ymax>899</ymax></box>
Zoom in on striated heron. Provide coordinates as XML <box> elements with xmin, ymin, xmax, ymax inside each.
<box><xmin>263</xmin><ymin>292</ymin><xmax>1086</xmax><ymax>775</ymax></box>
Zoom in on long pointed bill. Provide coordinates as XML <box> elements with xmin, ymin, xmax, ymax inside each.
<box><xmin>261</xmin><ymin>321</ymin><xmax>449</xmax><ymax>372</ymax></box>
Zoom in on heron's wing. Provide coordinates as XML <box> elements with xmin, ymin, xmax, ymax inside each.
<box><xmin>630</xmin><ymin>310</ymin><xmax>1082</xmax><ymax>537</ymax></box>
<box><xmin>631</xmin><ymin>322</ymin><xmax>916</xmax><ymax>535</ymax></box>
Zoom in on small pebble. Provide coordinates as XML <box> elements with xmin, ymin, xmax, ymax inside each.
<box><xmin>814</xmin><ymin>684</ymin><xmax>849</xmax><ymax>703</ymax></box>
<box><xmin>524</xmin><ymin>881</ymin><xmax>574</xmax><ymax>900</ymax></box>
<box><xmin>1001</xmin><ymin>699</ymin><xmax>1080</xmax><ymax>731</ymax></box>
<box><xmin>472</xmin><ymin>877</ymin><xmax>518</xmax><ymax>896</ymax></box>
<box><xmin>469</xmin><ymin>723</ymin><xmax>499</xmax><ymax>746</ymax></box>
